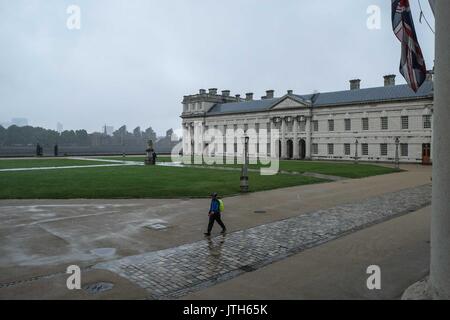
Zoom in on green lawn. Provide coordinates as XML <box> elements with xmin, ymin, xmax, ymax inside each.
<box><xmin>275</xmin><ymin>161</ymin><xmax>399</xmax><ymax>178</ymax></box>
<box><xmin>171</xmin><ymin>158</ymin><xmax>399</xmax><ymax>179</ymax></box>
<box><xmin>96</xmin><ymin>156</ymin><xmax>400</xmax><ymax>179</ymax></box>
<box><xmin>94</xmin><ymin>155</ymin><xmax>173</xmax><ymax>163</ymax></box>
<box><xmin>0</xmin><ymin>158</ymin><xmax>111</xmax><ymax>169</ymax></box>
<box><xmin>0</xmin><ymin>165</ymin><xmax>326</xmax><ymax>199</ymax></box>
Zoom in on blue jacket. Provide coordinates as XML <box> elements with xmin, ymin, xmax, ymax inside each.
<box><xmin>209</xmin><ymin>199</ymin><xmax>220</xmax><ymax>214</ymax></box>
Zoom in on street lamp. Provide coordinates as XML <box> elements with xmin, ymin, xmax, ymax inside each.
<box><xmin>191</xmin><ymin>139</ymin><xmax>195</xmax><ymax>164</ymax></box>
<box><xmin>394</xmin><ymin>137</ymin><xmax>400</xmax><ymax>169</ymax></box>
<box><xmin>240</xmin><ymin>135</ymin><xmax>250</xmax><ymax>193</ymax></box>
<box><xmin>354</xmin><ymin>139</ymin><xmax>359</xmax><ymax>164</ymax></box>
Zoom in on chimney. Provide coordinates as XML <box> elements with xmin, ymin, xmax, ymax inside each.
<box><xmin>209</xmin><ymin>88</ymin><xmax>218</xmax><ymax>95</ymax></box>
<box><xmin>235</xmin><ymin>94</ymin><xmax>241</xmax><ymax>101</ymax></box>
<box><xmin>246</xmin><ymin>93</ymin><xmax>254</xmax><ymax>101</ymax></box>
<box><xmin>350</xmin><ymin>79</ymin><xmax>361</xmax><ymax>90</ymax></box>
<box><xmin>384</xmin><ymin>74</ymin><xmax>396</xmax><ymax>86</ymax></box>
<box><xmin>287</xmin><ymin>90</ymin><xmax>293</xmax><ymax>95</ymax></box>
<box><xmin>221</xmin><ymin>90</ymin><xmax>230</xmax><ymax>97</ymax></box>
<box><xmin>266</xmin><ymin>90</ymin><xmax>274</xmax><ymax>99</ymax></box>
<box><xmin>199</xmin><ymin>89</ymin><xmax>206</xmax><ymax>94</ymax></box>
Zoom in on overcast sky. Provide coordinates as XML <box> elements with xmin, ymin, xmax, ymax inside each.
<box><xmin>0</xmin><ymin>0</ymin><xmax>435</xmax><ymax>136</ymax></box>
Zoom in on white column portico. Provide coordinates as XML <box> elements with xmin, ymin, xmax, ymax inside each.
<box><xmin>293</xmin><ymin>119</ymin><xmax>300</xmax><ymax>159</ymax></box>
<box><xmin>281</xmin><ymin>118</ymin><xmax>287</xmax><ymax>159</ymax></box>
<box><xmin>305</xmin><ymin>116</ymin><xmax>312</xmax><ymax>160</ymax></box>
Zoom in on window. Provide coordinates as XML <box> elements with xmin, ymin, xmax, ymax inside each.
<box><xmin>401</xmin><ymin>143</ymin><xmax>409</xmax><ymax>157</ymax></box>
<box><xmin>287</xmin><ymin>122</ymin><xmax>293</xmax><ymax>133</ymax></box>
<box><xmin>381</xmin><ymin>117</ymin><xmax>388</xmax><ymax>130</ymax></box>
<box><xmin>328</xmin><ymin>120</ymin><xmax>334</xmax><ymax>132</ymax></box>
<box><xmin>299</xmin><ymin>122</ymin><xmax>306</xmax><ymax>132</ymax></box>
<box><xmin>313</xmin><ymin>120</ymin><xmax>319</xmax><ymax>132</ymax></box>
<box><xmin>345</xmin><ymin>119</ymin><xmax>351</xmax><ymax>131</ymax></box>
<box><xmin>362</xmin><ymin>118</ymin><xmax>369</xmax><ymax>131</ymax></box>
<box><xmin>401</xmin><ymin>116</ymin><xmax>409</xmax><ymax>129</ymax></box>
<box><xmin>423</xmin><ymin>115</ymin><xmax>431</xmax><ymax>129</ymax></box>
<box><xmin>267</xmin><ymin>143</ymin><xmax>271</xmax><ymax>155</ymax></box>
<box><xmin>255</xmin><ymin>123</ymin><xmax>260</xmax><ymax>133</ymax></box>
<box><xmin>328</xmin><ymin>144</ymin><xmax>334</xmax><ymax>155</ymax></box>
<box><xmin>312</xmin><ymin>143</ymin><xmax>319</xmax><ymax>155</ymax></box>
<box><xmin>344</xmin><ymin>144</ymin><xmax>351</xmax><ymax>156</ymax></box>
<box><xmin>380</xmin><ymin>144</ymin><xmax>388</xmax><ymax>156</ymax></box>
<box><xmin>362</xmin><ymin>143</ymin><xmax>369</xmax><ymax>156</ymax></box>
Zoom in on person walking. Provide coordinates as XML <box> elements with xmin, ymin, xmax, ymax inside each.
<box><xmin>204</xmin><ymin>192</ymin><xmax>226</xmax><ymax>237</ymax></box>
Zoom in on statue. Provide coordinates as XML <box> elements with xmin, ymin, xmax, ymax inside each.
<box><xmin>145</xmin><ymin>139</ymin><xmax>156</xmax><ymax>165</ymax></box>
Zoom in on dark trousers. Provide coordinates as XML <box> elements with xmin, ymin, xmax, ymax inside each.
<box><xmin>207</xmin><ymin>212</ymin><xmax>226</xmax><ymax>233</ymax></box>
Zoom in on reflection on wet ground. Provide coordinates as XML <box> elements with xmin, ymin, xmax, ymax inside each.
<box><xmin>95</xmin><ymin>184</ymin><xmax>431</xmax><ymax>299</ymax></box>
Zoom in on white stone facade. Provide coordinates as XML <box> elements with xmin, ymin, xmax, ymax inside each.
<box><xmin>181</xmin><ymin>79</ymin><xmax>434</xmax><ymax>164</ymax></box>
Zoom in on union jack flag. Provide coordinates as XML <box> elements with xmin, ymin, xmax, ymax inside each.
<box><xmin>392</xmin><ymin>0</ymin><xmax>427</xmax><ymax>92</ymax></box>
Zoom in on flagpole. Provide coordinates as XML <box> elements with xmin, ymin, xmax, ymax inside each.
<box><xmin>430</xmin><ymin>0</ymin><xmax>450</xmax><ymax>300</ymax></box>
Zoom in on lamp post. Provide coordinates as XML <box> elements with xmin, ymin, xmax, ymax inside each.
<box><xmin>191</xmin><ymin>139</ymin><xmax>195</xmax><ymax>164</ymax></box>
<box><xmin>354</xmin><ymin>139</ymin><xmax>359</xmax><ymax>164</ymax></box>
<box><xmin>240</xmin><ymin>135</ymin><xmax>249</xmax><ymax>193</ymax></box>
<box><xmin>394</xmin><ymin>137</ymin><xmax>400</xmax><ymax>169</ymax></box>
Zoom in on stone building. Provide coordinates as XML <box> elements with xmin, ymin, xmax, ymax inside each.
<box><xmin>181</xmin><ymin>74</ymin><xmax>434</xmax><ymax>164</ymax></box>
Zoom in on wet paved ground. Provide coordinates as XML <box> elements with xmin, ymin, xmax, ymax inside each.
<box><xmin>95</xmin><ymin>184</ymin><xmax>432</xmax><ymax>299</ymax></box>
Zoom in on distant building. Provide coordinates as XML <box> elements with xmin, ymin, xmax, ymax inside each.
<box><xmin>11</xmin><ymin>118</ymin><xmax>28</xmax><ymax>127</ymax></box>
<box><xmin>181</xmin><ymin>73</ymin><xmax>434</xmax><ymax>164</ymax></box>
<box><xmin>103</xmin><ymin>125</ymin><xmax>114</xmax><ymax>136</ymax></box>
<box><xmin>57</xmin><ymin>122</ymin><xmax>64</xmax><ymax>133</ymax></box>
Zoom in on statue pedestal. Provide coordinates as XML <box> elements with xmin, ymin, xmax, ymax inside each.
<box><xmin>145</xmin><ymin>149</ymin><xmax>156</xmax><ymax>166</ymax></box>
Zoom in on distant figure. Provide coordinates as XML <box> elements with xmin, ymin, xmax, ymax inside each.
<box><xmin>54</xmin><ymin>144</ymin><xmax>59</xmax><ymax>157</ymax></box>
<box><xmin>36</xmin><ymin>143</ymin><xmax>43</xmax><ymax>157</ymax></box>
<box><xmin>204</xmin><ymin>192</ymin><xmax>226</xmax><ymax>237</ymax></box>
<box><xmin>145</xmin><ymin>139</ymin><xmax>156</xmax><ymax>165</ymax></box>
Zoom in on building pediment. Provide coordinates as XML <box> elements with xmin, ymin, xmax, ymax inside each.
<box><xmin>270</xmin><ymin>96</ymin><xmax>311</xmax><ymax>110</ymax></box>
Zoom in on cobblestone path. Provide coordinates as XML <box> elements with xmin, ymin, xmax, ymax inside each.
<box><xmin>94</xmin><ymin>184</ymin><xmax>431</xmax><ymax>299</ymax></box>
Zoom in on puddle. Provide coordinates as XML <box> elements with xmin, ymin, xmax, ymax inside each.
<box><xmin>144</xmin><ymin>223</ymin><xmax>169</xmax><ymax>230</ymax></box>
<box><xmin>90</xmin><ymin>248</ymin><xmax>116</xmax><ymax>258</ymax></box>
<box><xmin>83</xmin><ymin>282</ymin><xmax>114</xmax><ymax>294</ymax></box>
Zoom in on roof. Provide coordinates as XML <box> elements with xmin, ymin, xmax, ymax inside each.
<box><xmin>206</xmin><ymin>81</ymin><xmax>433</xmax><ymax>116</ymax></box>
<box><xmin>207</xmin><ymin>97</ymin><xmax>279</xmax><ymax>115</ymax></box>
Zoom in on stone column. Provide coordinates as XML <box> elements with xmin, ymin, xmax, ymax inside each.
<box><xmin>293</xmin><ymin>119</ymin><xmax>299</xmax><ymax>159</ymax></box>
<box><xmin>430</xmin><ymin>0</ymin><xmax>450</xmax><ymax>300</ymax></box>
<box><xmin>182</xmin><ymin>124</ymin><xmax>188</xmax><ymax>155</ymax></box>
<box><xmin>270</xmin><ymin>119</ymin><xmax>276</xmax><ymax>158</ymax></box>
<box><xmin>305</xmin><ymin>116</ymin><xmax>312</xmax><ymax>159</ymax></box>
<box><xmin>281</xmin><ymin>118</ymin><xmax>287</xmax><ymax>159</ymax></box>
<box><xmin>218</xmin><ymin>124</ymin><xmax>225</xmax><ymax>161</ymax></box>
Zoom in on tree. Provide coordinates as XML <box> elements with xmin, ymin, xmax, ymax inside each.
<box><xmin>144</xmin><ymin>126</ymin><xmax>157</xmax><ymax>142</ymax></box>
<box><xmin>133</xmin><ymin>127</ymin><xmax>142</xmax><ymax>139</ymax></box>
<box><xmin>0</xmin><ymin>125</ymin><xmax>6</xmax><ymax>146</ymax></box>
<box><xmin>75</xmin><ymin>129</ymin><xmax>89</xmax><ymax>146</ymax></box>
